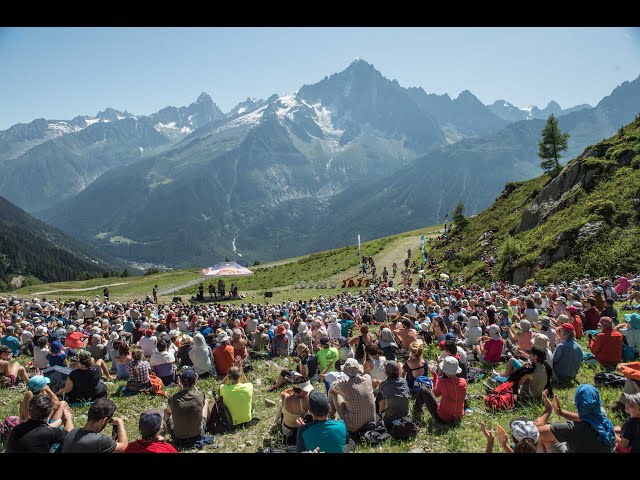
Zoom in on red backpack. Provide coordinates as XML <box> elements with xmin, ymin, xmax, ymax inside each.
<box><xmin>484</xmin><ymin>381</ymin><xmax>515</xmax><ymax>411</ymax></box>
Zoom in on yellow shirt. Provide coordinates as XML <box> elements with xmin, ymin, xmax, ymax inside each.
<box><xmin>220</xmin><ymin>382</ymin><xmax>253</xmax><ymax>425</ymax></box>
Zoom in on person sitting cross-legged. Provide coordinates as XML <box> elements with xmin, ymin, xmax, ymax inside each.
<box><xmin>164</xmin><ymin>370</ymin><xmax>210</xmax><ymax>447</ymax></box>
<box><xmin>328</xmin><ymin>358</ymin><xmax>376</xmax><ymax>435</ymax></box>
<box><xmin>219</xmin><ymin>357</ymin><xmax>254</xmax><ymax>429</ymax></box>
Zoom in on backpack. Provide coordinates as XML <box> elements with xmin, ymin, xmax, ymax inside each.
<box><xmin>594</xmin><ymin>372</ymin><xmax>626</xmax><ymax>388</ymax></box>
<box><xmin>0</xmin><ymin>416</ymin><xmax>20</xmax><ymax>444</ymax></box>
<box><xmin>484</xmin><ymin>381</ymin><xmax>515</xmax><ymax>411</ymax></box>
<box><xmin>412</xmin><ymin>375</ymin><xmax>433</xmax><ymax>396</ymax></box>
<box><xmin>622</xmin><ymin>339</ymin><xmax>637</xmax><ymax>362</ymax></box>
<box><xmin>466</xmin><ymin>367</ymin><xmax>486</xmax><ymax>383</ymax></box>
<box><xmin>206</xmin><ymin>392</ymin><xmax>234</xmax><ymax>435</ymax></box>
<box><xmin>389</xmin><ymin>416</ymin><xmax>418</xmax><ymax>441</ymax></box>
<box><xmin>361</xmin><ymin>423</ymin><xmax>391</xmax><ymax>445</ymax></box>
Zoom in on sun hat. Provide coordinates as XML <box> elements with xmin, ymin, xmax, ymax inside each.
<box><xmin>623</xmin><ymin>392</ymin><xmax>640</xmax><ymax>406</ymax></box>
<box><xmin>216</xmin><ymin>332</ymin><xmax>230</xmax><ymax>343</ymax></box>
<box><xmin>343</xmin><ymin>358</ymin><xmax>364</xmax><ymax>377</ymax></box>
<box><xmin>531</xmin><ymin>333</ymin><xmax>549</xmax><ymax>351</ymax></box>
<box><xmin>509</xmin><ymin>418</ymin><xmax>540</xmax><ymax>443</ymax></box>
<box><xmin>488</xmin><ymin>324</ymin><xmax>501</xmax><ymax>340</ymax></box>
<box><xmin>439</xmin><ymin>356</ymin><xmax>462</xmax><ymax>376</ymax></box>
<box><xmin>518</xmin><ymin>320</ymin><xmax>531</xmax><ymax>332</ymax></box>
<box><xmin>291</xmin><ymin>376</ymin><xmax>314</xmax><ymax>393</ymax></box>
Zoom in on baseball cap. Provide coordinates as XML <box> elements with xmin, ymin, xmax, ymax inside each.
<box><xmin>308</xmin><ymin>390</ymin><xmax>330</xmax><ymax>416</ymax></box>
<box><xmin>139</xmin><ymin>409</ymin><xmax>164</xmax><ymax>438</ymax></box>
<box><xmin>27</xmin><ymin>375</ymin><xmax>51</xmax><ymax>393</ymax></box>
<box><xmin>320</xmin><ymin>336</ymin><xmax>330</xmax><ymax>346</ymax></box>
<box><xmin>179</xmin><ymin>369</ymin><xmax>198</xmax><ymax>386</ymax></box>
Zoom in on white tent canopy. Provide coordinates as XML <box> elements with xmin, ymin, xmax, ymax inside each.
<box><xmin>202</xmin><ymin>262</ymin><xmax>254</xmax><ymax>277</ymax></box>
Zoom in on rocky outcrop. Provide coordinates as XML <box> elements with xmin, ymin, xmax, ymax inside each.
<box><xmin>514</xmin><ymin>142</ymin><xmax>629</xmax><ymax>234</ymax></box>
<box><xmin>577</xmin><ymin>221</ymin><xmax>604</xmax><ymax>243</ymax></box>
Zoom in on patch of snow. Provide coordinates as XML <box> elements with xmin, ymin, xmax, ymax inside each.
<box><xmin>232</xmin><ymin>237</ymin><xmax>242</xmax><ymax>257</ymax></box>
<box><xmin>237</xmin><ymin>107</ymin><xmax>247</xmax><ymax>114</ymax></box>
<box><xmin>312</xmin><ymin>103</ymin><xmax>343</xmax><ymax>138</ymax></box>
<box><xmin>180</xmin><ymin>126</ymin><xmax>192</xmax><ymax>134</ymax></box>
<box><xmin>48</xmin><ymin>122</ymin><xmax>83</xmax><ymax>134</ymax></box>
<box><xmin>139</xmin><ymin>147</ymin><xmax>144</xmax><ymax>156</ymax></box>
<box><xmin>85</xmin><ymin>118</ymin><xmax>100</xmax><ymax>126</ymax></box>
<box><xmin>116</xmin><ymin>115</ymin><xmax>126</xmax><ymax>120</ymax></box>
<box><xmin>503</xmin><ymin>102</ymin><xmax>510</xmax><ymax>108</ymax></box>
<box><xmin>215</xmin><ymin>105</ymin><xmax>267</xmax><ymax>133</ymax></box>
<box><xmin>156</xmin><ymin>122</ymin><xmax>177</xmax><ymax>129</ymax></box>
<box><xmin>275</xmin><ymin>94</ymin><xmax>299</xmax><ymax>122</ymax></box>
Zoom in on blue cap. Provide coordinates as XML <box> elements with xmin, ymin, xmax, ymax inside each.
<box><xmin>179</xmin><ymin>369</ymin><xmax>198</xmax><ymax>385</ymax></box>
<box><xmin>445</xmin><ymin>333</ymin><xmax>457</xmax><ymax>341</ymax></box>
<box><xmin>139</xmin><ymin>410</ymin><xmax>163</xmax><ymax>437</ymax></box>
<box><xmin>50</xmin><ymin>340</ymin><xmax>63</xmax><ymax>353</ymax></box>
<box><xmin>28</xmin><ymin>375</ymin><xmax>51</xmax><ymax>393</ymax></box>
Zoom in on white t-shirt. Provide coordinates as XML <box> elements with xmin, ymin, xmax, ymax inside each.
<box><xmin>34</xmin><ymin>346</ymin><xmax>50</xmax><ymax>369</ymax></box>
<box><xmin>406</xmin><ymin>303</ymin><xmax>417</xmax><ymax>316</ymax></box>
<box><xmin>21</xmin><ymin>330</ymin><xmax>34</xmax><ymax>344</ymax></box>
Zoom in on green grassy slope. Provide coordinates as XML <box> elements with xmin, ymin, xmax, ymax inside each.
<box><xmin>427</xmin><ymin>116</ymin><xmax>640</xmax><ymax>285</ymax></box>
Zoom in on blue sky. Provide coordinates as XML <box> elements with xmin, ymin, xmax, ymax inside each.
<box><xmin>0</xmin><ymin>27</ymin><xmax>639</xmax><ymax>130</ymax></box>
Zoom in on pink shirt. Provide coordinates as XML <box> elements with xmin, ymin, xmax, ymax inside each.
<box><xmin>483</xmin><ymin>339</ymin><xmax>504</xmax><ymax>363</ymax></box>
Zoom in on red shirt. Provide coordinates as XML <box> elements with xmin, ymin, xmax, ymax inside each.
<box><xmin>65</xmin><ymin>332</ymin><xmax>87</xmax><ymax>349</ymax></box>
<box><xmin>213</xmin><ymin>344</ymin><xmax>235</xmax><ymax>376</ymax></box>
<box><xmin>589</xmin><ymin>330</ymin><xmax>623</xmax><ymax>367</ymax></box>
<box><xmin>124</xmin><ymin>440</ymin><xmax>178</xmax><ymax>453</ymax></box>
<box><xmin>570</xmin><ymin>315</ymin><xmax>583</xmax><ymax>339</ymax></box>
<box><xmin>432</xmin><ymin>372</ymin><xmax>467</xmax><ymax>423</ymax></box>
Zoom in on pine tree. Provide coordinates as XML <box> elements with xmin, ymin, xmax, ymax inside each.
<box><xmin>538</xmin><ymin>114</ymin><xmax>570</xmax><ymax>175</ymax></box>
<box><xmin>452</xmin><ymin>201</ymin><xmax>468</xmax><ymax>229</ymax></box>
<box><xmin>120</xmin><ymin>268</ymin><xmax>130</xmax><ymax>278</ymax></box>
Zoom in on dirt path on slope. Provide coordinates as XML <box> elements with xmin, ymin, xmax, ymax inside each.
<box><xmin>30</xmin><ymin>282</ymin><xmax>131</xmax><ymax>296</ymax></box>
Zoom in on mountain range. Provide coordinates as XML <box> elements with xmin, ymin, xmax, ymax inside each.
<box><xmin>2</xmin><ymin>59</ymin><xmax>639</xmax><ymax>269</ymax></box>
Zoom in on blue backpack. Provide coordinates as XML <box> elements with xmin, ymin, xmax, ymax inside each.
<box><xmin>412</xmin><ymin>375</ymin><xmax>433</xmax><ymax>396</ymax></box>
